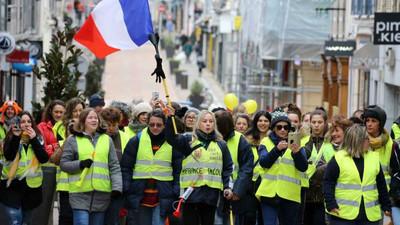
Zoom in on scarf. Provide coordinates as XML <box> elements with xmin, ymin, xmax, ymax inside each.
<box><xmin>4</xmin><ymin>116</ymin><xmax>13</xmax><ymax>129</ymax></box>
<box><xmin>196</xmin><ymin>130</ymin><xmax>217</xmax><ymax>143</ymax></box>
<box><xmin>128</xmin><ymin>121</ymin><xmax>147</xmax><ymax>134</ymax></box>
<box><xmin>369</xmin><ymin>129</ymin><xmax>390</xmax><ymax>149</ymax></box>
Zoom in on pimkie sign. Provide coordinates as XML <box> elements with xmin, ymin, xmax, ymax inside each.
<box><xmin>374</xmin><ymin>13</ymin><xmax>400</xmax><ymax>45</ymax></box>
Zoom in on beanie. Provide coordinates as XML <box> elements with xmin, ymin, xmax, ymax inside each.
<box><xmin>363</xmin><ymin>105</ymin><xmax>387</xmax><ymax>131</ymax></box>
<box><xmin>0</xmin><ymin>100</ymin><xmax>22</xmax><ymax>123</ymax></box>
<box><xmin>132</xmin><ymin>102</ymin><xmax>153</xmax><ymax>119</ymax></box>
<box><xmin>270</xmin><ymin>107</ymin><xmax>291</xmax><ymax>129</ymax></box>
<box><xmin>184</xmin><ymin>108</ymin><xmax>200</xmax><ymax>119</ymax></box>
<box><xmin>89</xmin><ymin>94</ymin><xmax>105</xmax><ymax>108</ymax></box>
<box><xmin>109</xmin><ymin>101</ymin><xmax>132</xmax><ymax>120</ymax></box>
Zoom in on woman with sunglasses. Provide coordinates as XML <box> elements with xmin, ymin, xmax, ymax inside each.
<box><xmin>323</xmin><ymin>125</ymin><xmax>391</xmax><ymax>225</ymax></box>
<box><xmin>256</xmin><ymin>108</ymin><xmax>308</xmax><ymax>225</ymax></box>
<box><xmin>121</xmin><ymin>109</ymin><xmax>181</xmax><ymax>225</ymax></box>
<box><xmin>164</xmin><ymin>106</ymin><xmax>233</xmax><ymax>225</ymax></box>
<box><xmin>0</xmin><ymin>111</ymin><xmax>49</xmax><ymax>224</ymax></box>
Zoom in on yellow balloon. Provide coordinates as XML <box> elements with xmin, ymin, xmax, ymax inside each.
<box><xmin>224</xmin><ymin>93</ymin><xmax>239</xmax><ymax>110</ymax></box>
<box><xmin>244</xmin><ymin>100</ymin><xmax>258</xmax><ymax>114</ymax></box>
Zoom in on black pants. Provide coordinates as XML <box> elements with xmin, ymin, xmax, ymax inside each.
<box><xmin>183</xmin><ymin>203</ymin><xmax>216</xmax><ymax>225</ymax></box>
<box><xmin>294</xmin><ymin>188</ymin><xmax>306</xmax><ymax>225</ymax></box>
<box><xmin>58</xmin><ymin>191</ymin><xmax>73</xmax><ymax>225</ymax></box>
<box><xmin>303</xmin><ymin>202</ymin><xmax>326</xmax><ymax>225</ymax></box>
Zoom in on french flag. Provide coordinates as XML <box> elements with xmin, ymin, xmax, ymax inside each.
<box><xmin>74</xmin><ymin>0</ymin><xmax>154</xmax><ymax>59</ymax></box>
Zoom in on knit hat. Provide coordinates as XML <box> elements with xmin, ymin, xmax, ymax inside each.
<box><xmin>0</xmin><ymin>100</ymin><xmax>22</xmax><ymax>123</ymax></box>
<box><xmin>132</xmin><ymin>102</ymin><xmax>152</xmax><ymax>119</ymax></box>
<box><xmin>363</xmin><ymin>105</ymin><xmax>387</xmax><ymax>131</ymax></box>
<box><xmin>109</xmin><ymin>100</ymin><xmax>132</xmax><ymax>120</ymax></box>
<box><xmin>270</xmin><ymin>107</ymin><xmax>291</xmax><ymax>129</ymax></box>
<box><xmin>89</xmin><ymin>94</ymin><xmax>105</xmax><ymax>108</ymax></box>
<box><xmin>184</xmin><ymin>107</ymin><xmax>200</xmax><ymax>118</ymax></box>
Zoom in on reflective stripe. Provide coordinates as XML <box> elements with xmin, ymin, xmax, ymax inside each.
<box><xmin>274</xmin><ymin>160</ymin><xmax>279</xmax><ymax>165</ymax></box>
<box><xmin>133</xmin><ymin>171</ymin><xmax>172</xmax><ymax>177</ymax></box>
<box><xmin>336</xmin><ymin>198</ymin><xmax>360</xmax><ymax>207</ymax></box>
<box><xmin>385</xmin><ymin>178</ymin><xmax>391</xmax><ymax>185</ymax></box>
<box><xmin>58</xmin><ymin>178</ymin><xmax>68</xmax><ymax>184</ymax></box>
<box><xmin>336</xmin><ymin>183</ymin><xmax>361</xmax><ymax>190</ymax></box>
<box><xmin>363</xmin><ymin>184</ymin><xmax>377</xmax><ymax>192</ymax></box>
<box><xmin>93</xmin><ymin>161</ymin><xmax>108</xmax><ymax>169</ymax></box>
<box><xmin>27</xmin><ymin>171</ymin><xmax>43</xmax><ymax>178</ymax></box>
<box><xmin>135</xmin><ymin>159</ymin><xmax>151</xmax><ymax>166</ymax></box>
<box><xmin>182</xmin><ymin>162</ymin><xmax>221</xmax><ymax>170</ymax></box>
<box><xmin>3</xmin><ymin>161</ymin><xmax>27</xmax><ymax>167</ymax></box>
<box><xmin>234</xmin><ymin>166</ymin><xmax>239</xmax><ymax>172</ymax></box>
<box><xmin>253</xmin><ymin>173</ymin><xmax>260</xmax><ymax>179</ymax></box>
<box><xmin>280</xmin><ymin>158</ymin><xmax>294</xmax><ymax>166</ymax></box>
<box><xmin>300</xmin><ymin>172</ymin><xmax>308</xmax><ymax>179</ymax></box>
<box><xmin>309</xmin><ymin>157</ymin><xmax>316</xmax><ymax>164</ymax></box>
<box><xmin>132</xmin><ymin>171</ymin><xmax>150</xmax><ymax>177</ymax></box>
<box><xmin>279</xmin><ymin>175</ymin><xmax>301</xmax><ymax>185</ymax></box>
<box><xmin>365</xmin><ymin>200</ymin><xmax>379</xmax><ymax>208</ymax></box>
<box><xmin>180</xmin><ymin>174</ymin><xmax>222</xmax><ymax>184</ymax></box>
<box><xmin>69</xmin><ymin>173</ymin><xmax>110</xmax><ymax>182</ymax></box>
<box><xmin>381</xmin><ymin>165</ymin><xmax>389</xmax><ymax>172</ymax></box>
<box><xmin>153</xmin><ymin>159</ymin><xmax>171</xmax><ymax>167</ymax></box>
<box><xmin>264</xmin><ymin>174</ymin><xmax>277</xmax><ymax>181</ymax></box>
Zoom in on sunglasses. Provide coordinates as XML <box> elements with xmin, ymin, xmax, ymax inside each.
<box><xmin>148</xmin><ymin>123</ymin><xmax>163</xmax><ymax>128</ymax></box>
<box><xmin>276</xmin><ymin>125</ymin><xmax>290</xmax><ymax>131</ymax></box>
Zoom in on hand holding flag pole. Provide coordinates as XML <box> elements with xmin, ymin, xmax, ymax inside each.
<box><xmin>149</xmin><ymin>33</ymin><xmax>178</xmax><ymax>134</ymax></box>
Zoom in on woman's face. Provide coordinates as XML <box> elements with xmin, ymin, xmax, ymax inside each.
<box><xmin>20</xmin><ymin>115</ymin><xmax>32</xmax><ymax>131</ymax></box>
<box><xmin>366</xmin><ymin>117</ymin><xmax>380</xmax><ymax>137</ymax></box>
<box><xmin>199</xmin><ymin>113</ymin><xmax>214</xmax><ymax>134</ymax></box>
<box><xmin>5</xmin><ymin>107</ymin><xmax>15</xmax><ymax>118</ymax></box>
<box><xmin>273</xmin><ymin>121</ymin><xmax>289</xmax><ymax>139</ymax></box>
<box><xmin>302</xmin><ymin>114</ymin><xmax>310</xmax><ymax>125</ymax></box>
<box><xmin>235</xmin><ymin>118</ymin><xmax>249</xmax><ymax>133</ymax></box>
<box><xmin>288</xmin><ymin>113</ymin><xmax>300</xmax><ymax>129</ymax></box>
<box><xmin>84</xmin><ymin>110</ymin><xmax>99</xmax><ymax>134</ymax></box>
<box><xmin>51</xmin><ymin>105</ymin><xmax>65</xmax><ymax>122</ymax></box>
<box><xmin>73</xmin><ymin>104</ymin><xmax>84</xmax><ymax>119</ymax></box>
<box><xmin>138</xmin><ymin>112</ymin><xmax>148</xmax><ymax>124</ymax></box>
<box><xmin>257</xmin><ymin>116</ymin><xmax>270</xmax><ymax>133</ymax></box>
<box><xmin>106</xmin><ymin>121</ymin><xmax>119</xmax><ymax>136</ymax></box>
<box><xmin>311</xmin><ymin>115</ymin><xmax>325</xmax><ymax>137</ymax></box>
<box><xmin>148</xmin><ymin>116</ymin><xmax>165</xmax><ymax>136</ymax></box>
<box><xmin>185</xmin><ymin>112</ymin><xmax>197</xmax><ymax>129</ymax></box>
<box><xmin>331</xmin><ymin>126</ymin><xmax>344</xmax><ymax>144</ymax></box>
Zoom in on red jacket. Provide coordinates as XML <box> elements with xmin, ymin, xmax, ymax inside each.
<box><xmin>38</xmin><ymin>120</ymin><xmax>58</xmax><ymax>157</ymax></box>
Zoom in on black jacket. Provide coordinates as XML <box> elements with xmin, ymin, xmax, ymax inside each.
<box><xmin>390</xmin><ymin>141</ymin><xmax>400</xmax><ymax>207</ymax></box>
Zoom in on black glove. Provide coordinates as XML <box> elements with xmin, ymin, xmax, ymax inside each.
<box><xmin>79</xmin><ymin>159</ymin><xmax>93</xmax><ymax>169</ymax></box>
<box><xmin>151</xmin><ymin>55</ymin><xmax>166</xmax><ymax>83</ymax></box>
<box><xmin>111</xmin><ymin>190</ymin><xmax>122</xmax><ymax>199</ymax></box>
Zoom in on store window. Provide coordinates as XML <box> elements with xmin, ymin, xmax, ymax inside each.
<box><xmin>352</xmin><ymin>0</ymin><xmax>376</xmax><ymax>15</ymax></box>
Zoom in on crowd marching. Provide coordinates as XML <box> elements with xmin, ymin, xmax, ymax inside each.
<box><xmin>0</xmin><ymin>94</ymin><xmax>400</xmax><ymax>225</ymax></box>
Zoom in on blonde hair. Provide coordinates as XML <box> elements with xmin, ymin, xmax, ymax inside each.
<box><xmin>340</xmin><ymin>125</ymin><xmax>368</xmax><ymax>158</ymax></box>
<box><xmin>74</xmin><ymin>108</ymin><xmax>100</xmax><ymax>133</ymax></box>
<box><xmin>191</xmin><ymin>110</ymin><xmax>223</xmax><ymax>144</ymax></box>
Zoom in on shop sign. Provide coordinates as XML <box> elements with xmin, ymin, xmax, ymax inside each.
<box><xmin>374</xmin><ymin>13</ymin><xmax>400</xmax><ymax>45</ymax></box>
<box><xmin>350</xmin><ymin>44</ymin><xmax>379</xmax><ymax>70</ymax></box>
<box><xmin>0</xmin><ymin>32</ymin><xmax>16</xmax><ymax>55</ymax></box>
<box><xmin>6</xmin><ymin>50</ymin><xmax>30</xmax><ymax>63</ymax></box>
<box><xmin>324</xmin><ymin>41</ymin><xmax>356</xmax><ymax>57</ymax></box>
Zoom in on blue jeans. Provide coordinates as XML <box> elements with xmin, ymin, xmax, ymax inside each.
<box><xmin>104</xmin><ymin>197</ymin><xmax>124</xmax><ymax>225</ymax></box>
<box><xmin>392</xmin><ymin>207</ymin><xmax>400</xmax><ymax>225</ymax></box>
<box><xmin>73</xmin><ymin>210</ymin><xmax>105</xmax><ymax>225</ymax></box>
<box><xmin>0</xmin><ymin>202</ymin><xmax>34</xmax><ymax>225</ymax></box>
<box><xmin>260</xmin><ymin>199</ymin><xmax>300</xmax><ymax>225</ymax></box>
<box><xmin>127</xmin><ymin>205</ymin><xmax>165</xmax><ymax>225</ymax></box>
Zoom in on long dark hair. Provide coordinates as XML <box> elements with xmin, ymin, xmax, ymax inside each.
<box><xmin>215</xmin><ymin>111</ymin><xmax>234</xmax><ymax>139</ymax></box>
<box><xmin>5</xmin><ymin>111</ymin><xmax>43</xmax><ymax>141</ymax></box>
<box><xmin>62</xmin><ymin>98</ymin><xmax>85</xmax><ymax>129</ymax></box>
<box><xmin>43</xmin><ymin>99</ymin><xmax>66</xmax><ymax>123</ymax></box>
<box><xmin>244</xmin><ymin>110</ymin><xmax>271</xmax><ymax>141</ymax></box>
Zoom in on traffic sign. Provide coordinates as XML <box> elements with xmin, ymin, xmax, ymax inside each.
<box><xmin>158</xmin><ymin>5</ymin><xmax>165</xmax><ymax>13</ymax></box>
<box><xmin>0</xmin><ymin>32</ymin><xmax>16</xmax><ymax>55</ymax></box>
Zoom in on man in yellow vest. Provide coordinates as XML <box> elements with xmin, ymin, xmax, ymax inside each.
<box><xmin>391</xmin><ymin>115</ymin><xmax>400</xmax><ymax>140</ymax></box>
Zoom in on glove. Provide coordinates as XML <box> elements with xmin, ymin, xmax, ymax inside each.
<box><xmin>111</xmin><ymin>190</ymin><xmax>122</xmax><ymax>199</ymax></box>
<box><xmin>79</xmin><ymin>159</ymin><xmax>93</xmax><ymax>169</ymax></box>
<box><xmin>151</xmin><ymin>55</ymin><xmax>166</xmax><ymax>83</ymax></box>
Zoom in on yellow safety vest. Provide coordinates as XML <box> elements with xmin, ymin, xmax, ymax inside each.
<box><xmin>256</xmin><ymin>137</ymin><xmax>303</xmax><ymax>203</ymax></box>
<box><xmin>119</xmin><ymin>130</ymin><xmax>129</xmax><ymax>153</ymax></box>
<box><xmin>252</xmin><ymin>146</ymin><xmax>265</xmax><ymax>181</ymax></box>
<box><xmin>299</xmin><ymin>135</ymin><xmax>311</xmax><ymax>187</ymax></box>
<box><xmin>132</xmin><ymin>128</ymin><xmax>173</xmax><ymax>181</ymax></box>
<box><xmin>124</xmin><ymin>126</ymin><xmax>137</xmax><ymax>139</ymax></box>
<box><xmin>372</xmin><ymin>137</ymin><xmax>393</xmax><ymax>191</ymax></box>
<box><xmin>1</xmin><ymin>144</ymin><xmax>43</xmax><ymax>188</ymax></box>
<box><xmin>68</xmin><ymin>134</ymin><xmax>111</xmax><ymax>193</ymax></box>
<box><xmin>53</xmin><ymin>121</ymin><xmax>66</xmax><ymax>141</ymax></box>
<box><xmin>180</xmin><ymin>139</ymin><xmax>224</xmax><ymax>190</ymax></box>
<box><xmin>0</xmin><ymin>125</ymin><xmax>5</xmax><ymax>139</ymax></box>
<box><xmin>392</xmin><ymin>123</ymin><xmax>400</xmax><ymax>140</ymax></box>
<box><xmin>54</xmin><ymin>122</ymin><xmax>68</xmax><ymax>192</ymax></box>
<box><xmin>327</xmin><ymin>150</ymin><xmax>381</xmax><ymax>222</ymax></box>
<box><xmin>227</xmin><ymin>131</ymin><xmax>241</xmax><ymax>180</ymax></box>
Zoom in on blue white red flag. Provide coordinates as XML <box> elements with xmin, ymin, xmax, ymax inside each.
<box><xmin>74</xmin><ymin>0</ymin><xmax>154</xmax><ymax>59</ymax></box>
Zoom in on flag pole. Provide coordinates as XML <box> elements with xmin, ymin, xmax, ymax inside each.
<box><xmin>149</xmin><ymin>33</ymin><xmax>178</xmax><ymax>134</ymax></box>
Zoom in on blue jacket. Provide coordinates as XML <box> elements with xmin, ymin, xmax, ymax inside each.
<box><xmin>120</xmin><ymin>130</ymin><xmax>182</xmax><ymax>216</ymax></box>
<box><xmin>165</xmin><ymin>118</ymin><xmax>234</xmax><ymax>207</ymax></box>
<box><xmin>259</xmin><ymin>132</ymin><xmax>308</xmax><ymax>172</ymax></box>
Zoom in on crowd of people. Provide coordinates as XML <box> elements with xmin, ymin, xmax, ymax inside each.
<box><xmin>0</xmin><ymin>95</ymin><xmax>400</xmax><ymax>225</ymax></box>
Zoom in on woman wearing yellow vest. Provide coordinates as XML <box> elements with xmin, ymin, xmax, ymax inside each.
<box><xmin>100</xmin><ymin>108</ymin><xmax>130</xmax><ymax>225</ymax></box>
<box><xmin>121</xmin><ymin>109</ymin><xmax>182</xmax><ymax>225</ymax></box>
<box><xmin>390</xmin><ymin>138</ymin><xmax>400</xmax><ymax>225</ymax></box>
<box><xmin>60</xmin><ymin>108</ymin><xmax>122</xmax><ymax>225</ymax></box>
<box><xmin>390</xmin><ymin>115</ymin><xmax>400</xmax><ymax>140</ymax></box>
<box><xmin>0</xmin><ymin>111</ymin><xmax>49</xmax><ymax>225</ymax></box>
<box><xmin>256</xmin><ymin>108</ymin><xmax>308</xmax><ymax>225</ymax></box>
<box><xmin>165</xmin><ymin>107</ymin><xmax>234</xmax><ymax>225</ymax></box>
<box><xmin>323</xmin><ymin>124</ymin><xmax>391</xmax><ymax>225</ymax></box>
<box><xmin>363</xmin><ymin>105</ymin><xmax>393</xmax><ymax>190</ymax></box>
<box><xmin>54</xmin><ymin>97</ymin><xmax>85</xmax><ymax>225</ymax></box>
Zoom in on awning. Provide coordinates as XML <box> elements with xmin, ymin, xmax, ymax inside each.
<box><xmin>350</xmin><ymin>43</ymin><xmax>379</xmax><ymax>70</ymax></box>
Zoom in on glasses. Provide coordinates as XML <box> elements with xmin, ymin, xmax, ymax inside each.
<box><xmin>148</xmin><ymin>123</ymin><xmax>163</xmax><ymax>128</ymax></box>
<box><xmin>186</xmin><ymin>116</ymin><xmax>197</xmax><ymax>120</ymax></box>
<box><xmin>276</xmin><ymin>125</ymin><xmax>290</xmax><ymax>131</ymax></box>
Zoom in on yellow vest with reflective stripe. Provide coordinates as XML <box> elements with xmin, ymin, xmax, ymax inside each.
<box><xmin>180</xmin><ymin>140</ymin><xmax>223</xmax><ymax>190</ymax></box>
<box><xmin>327</xmin><ymin>150</ymin><xmax>381</xmax><ymax>221</ymax></box>
<box><xmin>119</xmin><ymin>130</ymin><xmax>129</xmax><ymax>153</ymax></box>
<box><xmin>373</xmin><ymin>138</ymin><xmax>392</xmax><ymax>191</ymax></box>
<box><xmin>252</xmin><ymin>146</ymin><xmax>265</xmax><ymax>181</ymax></box>
<box><xmin>56</xmin><ymin>137</ymin><xmax>70</xmax><ymax>192</ymax></box>
<box><xmin>124</xmin><ymin>126</ymin><xmax>137</xmax><ymax>139</ymax></box>
<box><xmin>53</xmin><ymin>121</ymin><xmax>66</xmax><ymax>140</ymax></box>
<box><xmin>392</xmin><ymin>124</ymin><xmax>400</xmax><ymax>140</ymax></box>
<box><xmin>227</xmin><ymin>131</ymin><xmax>241</xmax><ymax>180</ymax></box>
<box><xmin>323</xmin><ymin>142</ymin><xmax>336</xmax><ymax>163</ymax></box>
<box><xmin>299</xmin><ymin>135</ymin><xmax>311</xmax><ymax>187</ymax></box>
<box><xmin>68</xmin><ymin>134</ymin><xmax>111</xmax><ymax>193</ymax></box>
<box><xmin>301</xmin><ymin>135</ymin><xmax>310</xmax><ymax>148</ymax></box>
<box><xmin>256</xmin><ymin>137</ymin><xmax>302</xmax><ymax>203</ymax></box>
<box><xmin>132</xmin><ymin>128</ymin><xmax>173</xmax><ymax>181</ymax></box>
<box><xmin>1</xmin><ymin>144</ymin><xmax>43</xmax><ymax>188</ymax></box>
<box><xmin>0</xmin><ymin>125</ymin><xmax>5</xmax><ymax>139</ymax></box>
